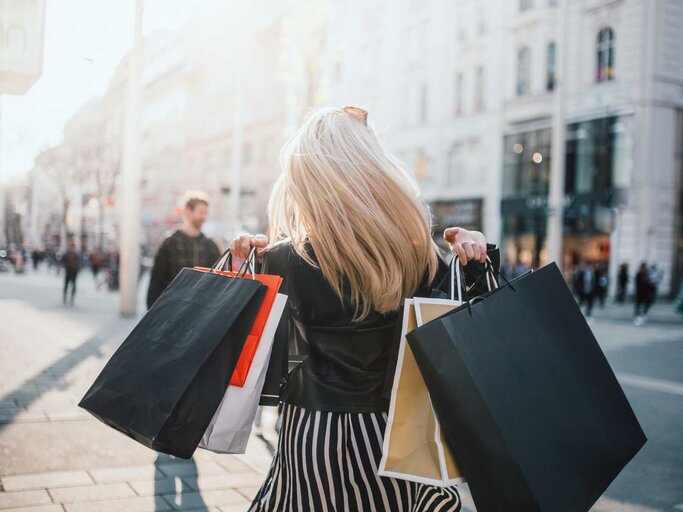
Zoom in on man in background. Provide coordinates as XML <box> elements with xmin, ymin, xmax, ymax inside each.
<box><xmin>62</xmin><ymin>237</ymin><xmax>81</xmax><ymax>306</ymax></box>
<box><xmin>146</xmin><ymin>191</ymin><xmax>221</xmax><ymax>309</ymax></box>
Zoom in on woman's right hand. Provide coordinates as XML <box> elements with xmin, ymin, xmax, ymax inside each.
<box><xmin>229</xmin><ymin>233</ymin><xmax>269</xmax><ymax>260</ymax></box>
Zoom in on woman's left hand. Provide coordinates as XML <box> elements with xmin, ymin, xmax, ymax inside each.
<box><xmin>444</xmin><ymin>227</ymin><xmax>488</xmax><ymax>266</ymax></box>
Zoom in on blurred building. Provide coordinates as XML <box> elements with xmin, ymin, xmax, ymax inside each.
<box><xmin>322</xmin><ymin>0</ymin><xmax>683</xmax><ymax>296</ymax></box>
<box><xmin>18</xmin><ymin>1</ymin><xmax>306</xmax><ymax>255</ymax></box>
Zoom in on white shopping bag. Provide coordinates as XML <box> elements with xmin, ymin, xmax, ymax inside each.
<box><xmin>200</xmin><ymin>293</ymin><xmax>287</xmax><ymax>454</ymax></box>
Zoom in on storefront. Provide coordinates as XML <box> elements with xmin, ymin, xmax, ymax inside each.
<box><xmin>429</xmin><ymin>198</ymin><xmax>483</xmax><ymax>250</ymax></box>
<box><xmin>563</xmin><ymin>115</ymin><xmax>632</xmax><ymax>272</ymax></box>
<box><xmin>501</xmin><ymin>127</ymin><xmax>551</xmax><ymax>270</ymax></box>
<box><xmin>500</xmin><ymin>116</ymin><xmax>633</xmax><ymax>275</ymax></box>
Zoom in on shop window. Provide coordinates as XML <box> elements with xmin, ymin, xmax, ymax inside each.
<box><xmin>502</xmin><ymin>128</ymin><xmax>551</xmax><ymax>198</ymax></box>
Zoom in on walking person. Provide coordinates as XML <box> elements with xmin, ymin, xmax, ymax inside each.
<box><xmin>634</xmin><ymin>262</ymin><xmax>652</xmax><ymax>325</ymax></box>
<box><xmin>574</xmin><ymin>261</ymin><xmax>596</xmax><ymax>317</ymax></box>
<box><xmin>231</xmin><ymin>107</ymin><xmax>499</xmax><ymax>512</ymax></box>
<box><xmin>62</xmin><ymin>237</ymin><xmax>81</xmax><ymax>306</ymax></box>
<box><xmin>90</xmin><ymin>250</ymin><xmax>103</xmax><ymax>290</ymax></box>
<box><xmin>595</xmin><ymin>262</ymin><xmax>609</xmax><ymax>308</ymax></box>
<box><xmin>146</xmin><ymin>190</ymin><xmax>221</xmax><ymax>309</ymax></box>
<box><xmin>616</xmin><ymin>263</ymin><xmax>628</xmax><ymax>303</ymax></box>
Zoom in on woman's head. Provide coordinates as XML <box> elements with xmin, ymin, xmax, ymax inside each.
<box><xmin>267</xmin><ymin>106</ymin><xmax>439</xmax><ymax>321</ymax></box>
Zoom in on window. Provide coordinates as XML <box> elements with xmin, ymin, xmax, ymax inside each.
<box><xmin>564</xmin><ymin>116</ymin><xmax>633</xmax><ymax>195</ymax></box>
<box><xmin>516</xmin><ymin>47</ymin><xmax>531</xmax><ymax>96</ymax></box>
<box><xmin>474</xmin><ymin>67</ymin><xmax>485</xmax><ymax>111</ymax></box>
<box><xmin>546</xmin><ymin>42</ymin><xmax>556</xmax><ymax>91</ymax></box>
<box><xmin>502</xmin><ymin>128</ymin><xmax>551</xmax><ymax>198</ymax></box>
<box><xmin>415</xmin><ymin>149</ymin><xmax>428</xmax><ymax>181</ymax></box>
<box><xmin>419</xmin><ymin>83</ymin><xmax>428</xmax><ymax>124</ymax></box>
<box><xmin>596</xmin><ymin>27</ymin><xmax>615</xmax><ymax>82</ymax></box>
<box><xmin>241</xmin><ymin>142</ymin><xmax>252</xmax><ymax>165</ymax></box>
<box><xmin>520</xmin><ymin>0</ymin><xmax>533</xmax><ymax>11</ymax></box>
<box><xmin>447</xmin><ymin>140</ymin><xmax>483</xmax><ymax>187</ymax></box>
<box><xmin>454</xmin><ymin>72</ymin><xmax>463</xmax><ymax>116</ymax></box>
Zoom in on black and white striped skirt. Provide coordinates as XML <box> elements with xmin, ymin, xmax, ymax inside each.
<box><xmin>248</xmin><ymin>403</ymin><xmax>461</xmax><ymax>512</ymax></box>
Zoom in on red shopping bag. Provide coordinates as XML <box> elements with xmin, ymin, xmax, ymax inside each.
<box><xmin>194</xmin><ymin>266</ymin><xmax>282</xmax><ymax>387</ymax></box>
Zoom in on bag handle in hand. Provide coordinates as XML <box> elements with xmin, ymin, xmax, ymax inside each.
<box><xmin>449</xmin><ymin>254</ymin><xmax>498</xmax><ymax>301</ymax></box>
<box><xmin>209</xmin><ymin>247</ymin><xmax>256</xmax><ymax>279</ymax></box>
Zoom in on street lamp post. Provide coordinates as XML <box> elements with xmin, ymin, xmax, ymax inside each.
<box><xmin>119</xmin><ymin>0</ymin><xmax>143</xmax><ymax>317</ymax></box>
<box><xmin>546</xmin><ymin>0</ymin><xmax>569</xmax><ymax>267</ymax></box>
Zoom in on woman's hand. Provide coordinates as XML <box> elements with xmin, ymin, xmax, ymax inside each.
<box><xmin>444</xmin><ymin>227</ymin><xmax>487</xmax><ymax>266</ymax></box>
<box><xmin>229</xmin><ymin>233</ymin><xmax>269</xmax><ymax>260</ymax></box>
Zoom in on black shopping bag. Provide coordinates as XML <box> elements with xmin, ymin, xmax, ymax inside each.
<box><xmin>407</xmin><ymin>262</ymin><xmax>646</xmax><ymax>512</ymax></box>
<box><xmin>79</xmin><ymin>267</ymin><xmax>266</xmax><ymax>459</ymax></box>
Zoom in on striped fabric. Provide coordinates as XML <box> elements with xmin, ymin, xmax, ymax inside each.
<box><xmin>249</xmin><ymin>403</ymin><xmax>461</xmax><ymax>512</ymax></box>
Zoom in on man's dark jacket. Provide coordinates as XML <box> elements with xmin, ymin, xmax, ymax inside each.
<box><xmin>146</xmin><ymin>229</ymin><xmax>220</xmax><ymax>309</ymax></box>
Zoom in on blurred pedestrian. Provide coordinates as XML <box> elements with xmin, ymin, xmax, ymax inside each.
<box><xmin>634</xmin><ymin>262</ymin><xmax>653</xmax><ymax>325</ymax></box>
<box><xmin>90</xmin><ymin>250</ymin><xmax>103</xmax><ymax>290</ymax></box>
<box><xmin>616</xmin><ymin>263</ymin><xmax>628</xmax><ymax>303</ymax></box>
<box><xmin>574</xmin><ymin>261</ymin><xmax>596</xmax><ymax>317</ymax></box>
<box><xmin>146</xmin><ymin>190</ymin><xmax>221</xmax><ymax>309</ymax></box>
<box><xmin>62</xmin><ymin>237</ymin><xmax>81</xmax><ymax>306</ymax></box>
<box><xmin>595</xmin><ymin>263</ymin><xmax>609</xmax><ymax>308</ymax></box>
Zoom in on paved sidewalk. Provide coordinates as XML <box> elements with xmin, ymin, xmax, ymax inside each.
<box><xmin>1</xmin><ymin>268</ymin><xmax>681</xmax><ymax>511</ymax></box>
<box><xmin>0</xmin><ymin>268</ymin><xmax>277</xmax><ymax>512</ymax></box>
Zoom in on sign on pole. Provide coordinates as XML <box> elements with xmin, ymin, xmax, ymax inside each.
<box><xmin>0</xmin><ymin>0</ymin><xmax>46</xmax><ymax>95</ymax></box>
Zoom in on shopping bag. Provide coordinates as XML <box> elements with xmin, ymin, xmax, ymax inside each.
<box><xmin>79</xmin><ymin>262</ymin><xmax>266</xmax><ymax>459</ymax></box>
<box><xmin>407</xmin><ymin>262</ymin><xmax>647</xmax><ymax>512</ymax></box>
<box><xmin>200</xmin><ymin>292</ymin><xmax>288</xmax><ymax>453</ymax></box>
<box><xmin>378</xmin><ymin>299</ymin><xmax>464</xmax><ymax>486</ymax></box>
<box><xmin>195</xmin><ymin>249</ymin><xmax>283</xmax><ymax>387</ymax></box>
<box><xmin>378</xmin><ymin>257</ymin><xmax>495</xmax><ymax>486</ymax></box>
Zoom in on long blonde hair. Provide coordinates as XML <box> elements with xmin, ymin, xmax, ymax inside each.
<box><xmin>267</xmin><ymin>106</ymin><xmax>439</xmax><ymax>321</ymax></box>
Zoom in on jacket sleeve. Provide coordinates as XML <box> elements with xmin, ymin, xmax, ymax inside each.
<box><xmin>257</xmin><ymin>245</ymin><xmax>291</xmax><ymax>406</ymax></box>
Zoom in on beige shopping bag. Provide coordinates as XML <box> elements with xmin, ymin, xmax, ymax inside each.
<box><xmin>378</xmin><ymin>298</ymin><xmax>464</xmax><ymax>486</ymax></box>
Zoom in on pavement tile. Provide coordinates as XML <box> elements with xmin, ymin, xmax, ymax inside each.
<box><xmin>44</xmin><ymin>410</ymin><xmax>91</xmax><ymax>422</ymax></box>
<box><xmin>48</xmin><ymin>483</ymin><xmax>136</xmax><ymax>504</ymax></box>
<box><xmin>128</xmin><ymin>477</ymin><xmax>177</xmax><ymax>497</ymax></box>
<box><xmin>88</xmin><ymin>465</ymin><xmax>165</xmax><ymax>484</ymax></box>
<box><xmin>1</xmin><ymin>471</ymin><xmax>93</xmax><ymax>492</ymax></box>
<box><xmin>0</xmin><ymin>506</ymin><xmax>64</xmax><ymax>512</ymax></box>
<box><xmin>62</xmin><ymin>496</ymin><xmax>171</xmax><ymax>512</ymax></box>
<box><xmin>0</xmin><ymin>490</ymin><xmax>52</xmax><ymax>509</ymax></box>
<box><xmin>0</xmin><ymin>412</ymin><xmax>48</xmax><ymax>424</ymax></box>
<box><xmin>182</xmin><ymin>473</ymin><xmax>264</xmax><ymax>492</ymax></box>
<box><xmin>162</xmin><ymin>489</ymin><xmax>247</xmax><ymax>510</ymax></box>
<box><xmin>156</xmin><ymin>461</ymin><xmax>224</xmax><ymax>478</ymax></box>
<box><xmin>234</xmin><ymin>486</ymin><xmax>259</xmax><ymax>501</ymax></box>
<box><xmin>213</xmin><ymin>458</ymin><xmax>250</xmax><ymax>474</ymax></box>
<box><xmin>219</xmin><ymin>506</ymin><xmax>250</xmax><ymax>512</ymax></box>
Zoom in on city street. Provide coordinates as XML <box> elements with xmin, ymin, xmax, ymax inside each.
<box><xmin>1</xmin><ymin>268</ymin><xmax>682</xmax><ymax>512</ymax></box>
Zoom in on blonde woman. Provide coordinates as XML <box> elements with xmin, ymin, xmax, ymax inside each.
<box><xmin>230</xmin><ymin>106</ymin><xmax>499</xmax><ymax>511</ymax></box>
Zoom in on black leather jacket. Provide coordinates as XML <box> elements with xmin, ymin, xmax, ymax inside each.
<box><xmin>257</xmin><ymin>240</ymin><xmax>500</xmax><ymax>413</ymax></box>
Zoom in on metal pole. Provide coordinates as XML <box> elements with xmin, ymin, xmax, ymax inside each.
<box><xmin>119</xmin><ymin>0</ymin><xmax>143</xmax><ymax>317</ymax></box>
<box><xmin>546</xmin><ymin>0</ymin><xmax>569</xmax><ymax>266</ymax></box>
<box><xmin>228</xmin><ymin>71</ymin><xmax>243</xmax><ymax>234</ymax></box>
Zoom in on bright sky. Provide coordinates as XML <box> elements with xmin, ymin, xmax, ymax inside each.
<box><xmin>0</xmin><ymin>0</ymin><xmax>224</xmax><ymax>184</ymax></box>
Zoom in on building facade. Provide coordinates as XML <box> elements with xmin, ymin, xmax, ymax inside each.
<box><xmin>322</xmin><ymin>0</ymin><xmax>683</xmax><ymax>296</ymax></box>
